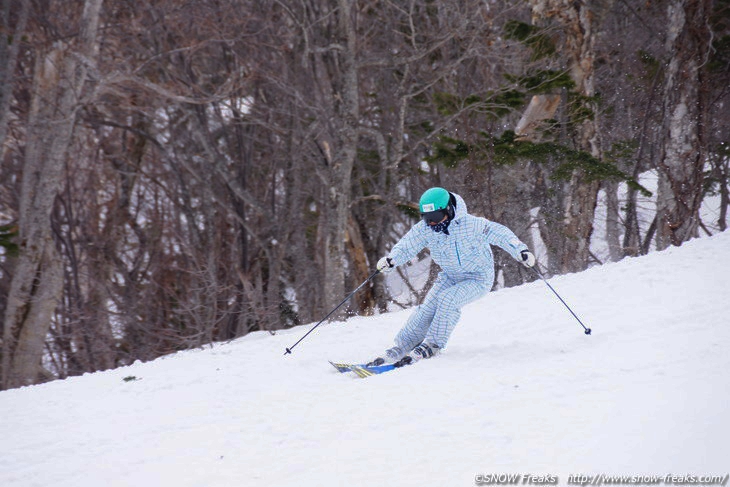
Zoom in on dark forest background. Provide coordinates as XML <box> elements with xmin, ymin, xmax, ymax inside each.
<box><xmin>1</xmin><ymin>0</ymin><xmax>728</xmax><ymax>389</ymax></box>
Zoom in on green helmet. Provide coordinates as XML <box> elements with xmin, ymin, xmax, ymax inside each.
<box><xmin>419</xmin><ymin>187</ymin><xmax>450</xmax><ymax>213</ymax></box>
<box><xmin>419</xmin><ymin>187</ymin><xmax>455</xmax><ymax>225</ymax></box>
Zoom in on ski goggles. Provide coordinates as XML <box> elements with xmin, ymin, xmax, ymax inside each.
<box><xmin>421</xmin><ymin>208</ymin><xmax>449</xmax><ymax>225</ymax></box>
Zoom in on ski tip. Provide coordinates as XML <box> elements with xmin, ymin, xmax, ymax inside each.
<box><xmin>329</xmin><ymin>361</ymin><xmax>354</xmax><ymax>373</ymax></box>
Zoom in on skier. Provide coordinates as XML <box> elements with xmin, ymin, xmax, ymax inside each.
<box><xmin>371</xmin><ymin>187</ymin><xmax>536</xmax><ymax>367</ymax></box>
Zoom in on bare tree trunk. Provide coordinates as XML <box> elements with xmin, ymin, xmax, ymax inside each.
<box><xmin>655</xmin><ymin>0</ymin><xmax>712</xmax><ymax>250</ymax></box>
<box><xmin>346</xmin><ymin>216</ymin><xmax>374</xmax><ymax>314</ymax></box>
<box><xmin>0</xmin><ymin>0</ymin><xmax>29</xmax><ymax>159</ymax></box>
<box><xmin>529</xmin><ymin>0</ymin><xmax>601</xmax><ymax>274</ymax></box>
<box><xmin>604</xmin><ymin>180</ymin><xmax>623</xmax><ymax>261</ymax></box>
<box><xmin>717</xmin><ymin>156</ymin><xmax>729</xmax><ymax>231</ymax></box>
<box><xmin>2</xmin><ymin>0</ymin><xmax>104</xmax><ymax>389</ymax></box>
<box><xmin>304</xmin><ymin>0</ymin><xmax>360</xmax><ymax>317</ymax></box>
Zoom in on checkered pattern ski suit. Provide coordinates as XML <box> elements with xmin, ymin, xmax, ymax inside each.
<box><xmin>387</xmin><ymin>193</ymin><xmax>528</xmax><ymax>351</ymax></box>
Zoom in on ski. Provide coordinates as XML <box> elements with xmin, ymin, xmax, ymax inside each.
<box><xmin>329</xmin><ymin>360</ymin><xmax>400</xmax><ymax>378</ymax></box>
<box><xmin>349</xmin><ymin>363</ymin><xmax>397</xmax><ymax>378</ymax></box>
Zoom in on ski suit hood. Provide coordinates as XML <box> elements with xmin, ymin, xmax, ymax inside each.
<box><xmin>450</xmin><ymin>192</ymin><xmax>468</xmax><ymax>222</ymax></box>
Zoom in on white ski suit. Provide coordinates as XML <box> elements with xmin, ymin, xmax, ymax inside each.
<box><xmin>387</xmin><ymin>193</ymin><xmax>528</xmax><ymax>351</ymax></box>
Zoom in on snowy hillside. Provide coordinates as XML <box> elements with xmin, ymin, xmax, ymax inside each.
<box><xmin>2</xmin><ymin>232</ymin><xmax>729</xmax><ymax>487</ymax></box>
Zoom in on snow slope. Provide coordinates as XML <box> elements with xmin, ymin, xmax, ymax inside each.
<box><xmin>2</xmin><ymin>232</ymin><xmax>729</xmax><ymax>487</ymax></box>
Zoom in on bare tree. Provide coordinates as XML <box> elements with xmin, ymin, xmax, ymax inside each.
<box><xmin>2</xmin><ymin>0</ymin><xmax>104</xmax><ymax>389</ymax></box>
<box><xmin>655</xmin><ymin>0</ymin><xmax>714</xmax><ymax>249</ymax></box>
<box><xmin>527</xmin><ymin>0</ymin><xmax>602</xmax><ymax>273</ymax></box>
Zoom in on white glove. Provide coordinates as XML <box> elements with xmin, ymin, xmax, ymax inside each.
<box><xmin>377</xmin><ymin>256</ymin><xmax>395</xmax><ymax>273</ymax></box>
<box><xmin>520</xmin><ymin>250</ymin><xmax>536</xmax><ymax>268</ymax></box>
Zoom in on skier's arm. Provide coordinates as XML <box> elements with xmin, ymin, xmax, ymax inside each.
<box><xmin>386</xmin><ymin>224</ymin><xmax>428</xmax><ymax>268</ymax></box>
<box><xmin>481</xmin><ymin>220</ymin><xmax>529</xmax><ymax>261</ymax></box>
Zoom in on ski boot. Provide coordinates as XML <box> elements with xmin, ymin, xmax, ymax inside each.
<box><xmin>366</xmin><ymin>346</ymin><xmax>405</xmax><ymax>367</ymax></box>
<box><xmin>393</xmin><ymin>342</ymin><xmax>440</xmax><ymax>367</ymax></box>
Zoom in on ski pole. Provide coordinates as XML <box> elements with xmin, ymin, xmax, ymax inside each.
<box><xmin>284</xmin><ymin>269</ymin><xmax>381</xmax><ymax>355</ymax></box>
<box><xmin>531</xmin><ymin>265</ymin><xmax>592</xmax><ymax>335</ymax></box>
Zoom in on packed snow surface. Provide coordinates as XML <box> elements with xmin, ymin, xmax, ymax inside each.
<box><xmin>2</xmin><ymin>232</ymin><xmax>729</xmax><ymax>487</ymax></box>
